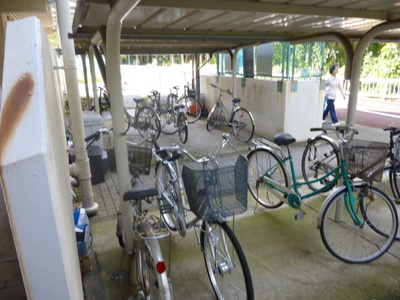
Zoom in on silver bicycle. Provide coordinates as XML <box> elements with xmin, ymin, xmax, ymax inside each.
<box><xmin>152</xmin><ymin>133</ymin><xmax>254</xmax><ymax>299</ymax></box>
<box><xmin>207</xmin><ymin>83</ymin><xmax>255</xmax><ymax>143</ymax></box>
<box><xmin>117</xmin><ymin>137</ymin><xmax>173</xmax><ymax>299</ymax></box>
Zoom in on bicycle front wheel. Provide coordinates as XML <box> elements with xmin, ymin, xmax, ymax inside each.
<box><xmin>206</xmin><ymin>105</ymin><xmax>223</xmax><ymax>131</ymax></box>
<box><xmin>141</xmin><ymin>238</ymin><xmax>172</xmax><ymax>300</ymax></box>
<box><xmin>136</xmin><ymin>106</ymin><xmax>161</xmax><ymax>139</ymax></box>
<box><xmin>301</xmin><ymin>136</ymin><xmax>339</xmax><ymax>192</ymax></box>
<box><xmin>177</xmin><ymin>96</ymin><xmax>201</xmax><ymax>123</ymax></box>
<box><xmin>200</xmin><ymin>221</ymin><xmax>254</xmax><ymax>300</ymax></box>
<box><xmin>320</xmin><ymin>185</ymin><xmax>398</xmax><ymax>263</ymax></box>
<box><xmin>231</xmin><ymin>108</ymin><xmax>254</xmax><ymax>143</ymax></box>
<box><xmin>177</xmin><ymin>113</ymin><xmax>188</xmax><ymax>144</ymax></box>
<box><xmin>247</xmin><ymin>148</ymin><xmax>286</xmax><ymax>208</ymax></box>
<box><xmin>155</xmin><ymin>163</ymin><xmax>186</xmax><ymax>235</ymax></box>
<box><xmin>376</xmin><ymin>165</ymin><xmax>400</xmax><ymax>240</ymax></box>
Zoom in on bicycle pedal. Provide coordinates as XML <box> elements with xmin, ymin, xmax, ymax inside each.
<box><xmin>295</xmin><ymin>211</ymin><xmax>306</xmax><ymax>220</ymax></box>
<box><xmin>159</xmin><ymin>204</ymin><xmax>172</xmax><ymax>214</ymax></box>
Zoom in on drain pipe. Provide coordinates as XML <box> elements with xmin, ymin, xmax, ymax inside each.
<box><xmin>106</xmin><ymin>0</ymin><xmax>141</xmax><ymax>253</ymax></box>
<box><xmin>347</xmin><ymin>20</ymin><xmax>400</xmax><ymax>125</ymax></box>
<box><xmin>55</xmin><ymin>0</ymin><xmax>98</xmax><ymax>215</ymax></box>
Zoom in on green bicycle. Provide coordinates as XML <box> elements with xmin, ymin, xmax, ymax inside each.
<box><xmin>247</xmin><ymin>125</ymin><xmax>398</xmax><ymax>263</ymax></box>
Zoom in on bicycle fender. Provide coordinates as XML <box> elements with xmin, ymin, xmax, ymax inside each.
<box><xmin>317</xmin><ymin>181</ymin><xmax>370</xmax><ymax>228</ymax></box>
<box><xmin>207</xmin><ymin>105</ymin><xmax>218</xmax><ymax>121</ymax></box>
<box><xmin>308</xmin><ymin>134</ymin><xmax>338</xmax><ymax>148</ymax></box>
<box><xmin>233</xmin><ymin>106</ymin><xmax>255</xmax><ymax>123</ymax></box>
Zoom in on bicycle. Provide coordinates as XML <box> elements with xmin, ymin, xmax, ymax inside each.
<box><xmin>118</xmin><ymin>136</ymin><xmax>173</xmax><ymax>299</ymax></box>
<box><xmin>247</xmin><ymin>125</ymin><xmax>398</xmax><ymax>263</ymax></box>
<box><xmin>157</xmin><ymin>86</ymin><xmax>189</xmax><ymax>143</ymax></box>
<box><xmin>302</xmin><ymin>125</ymin><xmax>400</xmax><ymax>240</ymax></box>
<box><xmin>177</xmin><ymin>85</ymin><xmax>202</xmax><ymax>124</ymax></box>
<box><xmin>207</xmin><ymin>83</ymin><xmax>255</xmax><ymax>143</ymax></box>
<box><xmin>152</xmin><ymin>133</ymin><xmax>254</xmax><ymax>299</ymax></box>
<box><xmin>124</xmin><ymin>97</ymin><xmax>161</xmax><ymax>140</ymax></box>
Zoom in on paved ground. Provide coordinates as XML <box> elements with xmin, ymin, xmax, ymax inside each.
<box><xmin>82</xmin><ymin>118</ymin><xmax>400</xmax><ymax>300</ymax></box>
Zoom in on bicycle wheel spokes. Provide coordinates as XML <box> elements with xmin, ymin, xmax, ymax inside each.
<box><xmin>201</xmin><ymin>221</ymin><xmax>253</xmax><ymax>300</ymax></box>
<box><xmin>136</xmin><ymin>106</ymin><xmax>161</xmax><ymax>139</ymax></box>
<box><xmin>231</xmin><ymin>108</ymin><xmax>254</xmax><ymax>143</ymax></box>
<box><xmin>206</xmin><ymin>106</ymin><xmax>223</xmax><ymax>131</ymax></box>
<box><xmin>178</xmin><ymin>97</ymin><xmax>201</xmax><ymax>123</ymax></box>
<box><xmin>301</xmin><ymin>137</ymin><xmax>339</xmax><ymax>192</ymax></box>
<box><xmin>247</xmin><ymin>149</ymin><xmax>285</xmax><ymax>208</ymax></box>
<box><xmin>320</xmin><ymin>185</ymin><xmax>398</xmax><ymax>263</ymax></box>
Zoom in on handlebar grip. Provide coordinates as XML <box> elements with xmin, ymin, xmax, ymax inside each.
<box><xmin>310</xmin><ymin>127</ymin><xmax>324</xmax><ymax>132</ymax></box>
<box><xmin>85</xmin><ymin>131</ymin><xmax>100</xmax><ymax>142</ymax></box>
<box><xmin>211</xmin><ymin>83</ymin><xmax>217</xmax><ymax>88</ymax></box>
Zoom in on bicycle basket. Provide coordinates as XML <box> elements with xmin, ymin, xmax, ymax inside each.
<box><xmin>182</xmin><ymin>155</ymin><xmax>248</xmax><ymax>222</ymax></box>
<box><xmin>127</xmin><ymin>143</ymin><xmax>152</xmax><ymax>176</ymax></box>
<box><xmin>343</xmin><ymin>139</ymin><xmax>388</xmax><ymax>182</ymax></box>
<box><xmin>394</xmin><ymin>135</ymin><xmax>400</xmax><ymax>162</ymax></box>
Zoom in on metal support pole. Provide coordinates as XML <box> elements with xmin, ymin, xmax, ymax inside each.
<box><xmin>55</xmin><ymin>0</ymin><xmax>98</xmax><ymax>215</ymax></box>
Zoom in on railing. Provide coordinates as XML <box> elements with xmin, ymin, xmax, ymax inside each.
<box><xmin>343</xmin><ymin>78</ymin><xmax>400</xmax><ymax>101</ymax></box>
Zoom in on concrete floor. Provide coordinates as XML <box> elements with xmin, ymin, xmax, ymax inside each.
<box><xmin>83</xmin><ymin>119</ymin><xmax>400</xmax><ymax>300</ymax></box>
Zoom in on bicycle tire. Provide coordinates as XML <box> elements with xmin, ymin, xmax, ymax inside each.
<box><xmin>231</xmin><ymin>107</ymin><xmax>254</xmax><ymax>143</ymax></box>
<box><xmin>155</xmin><ymin>162</ymin><xmax>186</xmax><ymax>235</ymax></box>
<box><xmin>319</xmin><ymin>185</ymin><xmax>398</xmax><ymax>263</ymax></box>
<box><xmin>136</xmin><ymin>106</ymin><xmax>161</xmax><ymax>139</ymax></box>
<box><xmin>247</xmin><ymin>148</ymin><xmax>286</xmax><ymax>208</ymax></box>
<box><xmin>206</xmin><ymin>105</ymin><xmax>223</xmax><ymax>131</ymax></box>
<box><xmin>200</xmin><ymin>220</ymin><xmax>254</xmax><ymax>300</ymax></box>
<box><xmin>159</xmin><ymin>110</ymin><xmax>178</xmax><ymax>134</ymax></box>
<box><xmin>141</xmin><ymin>237</ymin><xmax>173</xmax><ymax>300</ymax></box>
<box><xmin>301</xmin><ymin>136</ymin><xmax>339</xmax><ymax>192</ymax></box>
<box><xmin>177</xmin><ymin>113</ymin><xmax>188</xmax><ymax>144</ymax></box>
<box><xmin>376</xmin><ymin>165</ymin><xmax>400</xmax><ymax>240</ymax></box>
<box><xmin>177</xmin><ymin>96</ymin><xmax>201</xmax><ymax>123</ymax></box>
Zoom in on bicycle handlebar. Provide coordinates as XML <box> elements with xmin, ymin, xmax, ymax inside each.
<box><xmin>152</xmin><ymin>133</ymin><xmax>234</xmax><ymax>164</ymax></box>
<box><xmin>210</xmin><ymin>83</ymin><xmax>233</xmax><ymax>96</ymax></box>
<box><xmin>383</xmin><ymin>125</ymin><xmax>400</xmax><ymax>136</ymax></box>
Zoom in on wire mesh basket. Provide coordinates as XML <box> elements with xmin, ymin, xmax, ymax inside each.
<box><xmin>182</xmin><ymin>155</ymin><xmax>248</xmax><ymax>222</ymax></box>
<box><xmin>343</xmin><ymin>139</ymin><xmax>388</xmax><ymax>182</ymax></box>
<box><xmin>394</xmin><ymin>135</ymin><xmax>400</xmax><ymax>162</ymax></box>
<box><xmin>127</xmin><ymin>142</ymin><xmax>152</xmax><ymax>176</ymax></box>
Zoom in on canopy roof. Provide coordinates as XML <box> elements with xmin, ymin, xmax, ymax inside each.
<box><xmin>70</xmin><ymin>0</ymin><xmax>400</xmax><ymax>55</ymax></box>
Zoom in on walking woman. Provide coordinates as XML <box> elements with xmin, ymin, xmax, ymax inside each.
<box><xmin>322</xmin><ymin>64</ymin><xmax>346</xmax><ymax>126</ymax></box>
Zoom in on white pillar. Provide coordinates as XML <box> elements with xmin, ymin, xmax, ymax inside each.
<box><xmin>56</xmin><ymin>0</ymin><xmax>98</xmax><ymax>215</ymax></box>
<box><xmin>0</xmin><ymin>17</ymin><xmax>84</xmax><ymax>299</ymax></box>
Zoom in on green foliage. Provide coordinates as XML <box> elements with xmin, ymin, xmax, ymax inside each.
<box><xmin>361</xmin><ymin>43</ymin><xmax>400</xmax><ymax>78</ymax></box>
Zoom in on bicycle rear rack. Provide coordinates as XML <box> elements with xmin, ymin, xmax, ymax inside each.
<box><xmin>133</xmin><ymin>216</ymin><xmax>170</xmax><ymax>240</ymax></box>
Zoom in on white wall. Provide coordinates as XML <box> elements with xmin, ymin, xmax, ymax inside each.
<box><xmin>201</xmin><ymin>75</ymin><xmax>324</xmax><ymax>142</ymax></box>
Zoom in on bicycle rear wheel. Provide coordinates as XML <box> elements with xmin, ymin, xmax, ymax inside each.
<box><xmin>320</xmin><ymin>185</ymin><xmax>398</xmax><ymax>263</ymax></box>
<box><xmin>159</xmin><ymin>110</ymin><xmax>178</xmax><ymax>134</ymax></box>
<box><xmin>301</xmin><ymin>136</ymin><xmax>339</xmax><ymax>192</ymax></box>
<box><xmin>136</xmin><ymin>106</ymin><xmax>161</xmax><ymax>139</ymax></box>
<box><xmin>231</xmin><ymin>108</ymin><xmax>254</xmax><ymax>143</ymax></box>
<box><xmin>177</xmin><ymin>113</ymin><xmax>188</xmax><ymax>144</ymax></box>
<box><xmin>200</xmin><ymin>220</ymin><xmax>254</xmax><ymax>300</ymax></box>
<box><xmin>247</xmin><ymin>148</ymin><xmax>286</xmax><ymax>208</ymax></box>
<box><xmin>141</xmin><ymin>237</ymin><xmax>172</xmax><ymax>299</ymax></box>
<box><xmin>177</xmin><ymin>96</ymin><xmax>201</xmax><ymax>123</ymax></box>
<box><xmin>206</xmin><ymin>105</ymin><xmax>223</xmax><ymax>131</ymax></box>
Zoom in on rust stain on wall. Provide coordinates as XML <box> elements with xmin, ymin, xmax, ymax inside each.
<box><xmin>0</xmin><ymin>72</ymin><xmax>35</xmax><ymax>165</ymax></box>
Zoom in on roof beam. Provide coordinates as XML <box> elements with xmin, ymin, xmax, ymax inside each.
<box><xmin>139</xmin><ymin>0</ymin><xmax>397</xmax><ymax>20</ymax></box>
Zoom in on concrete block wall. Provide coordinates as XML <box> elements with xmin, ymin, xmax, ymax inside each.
<box><xmin>201</xmin><ymin>75</ymin><xmax>325</xmax><ymax>142</ymax></box>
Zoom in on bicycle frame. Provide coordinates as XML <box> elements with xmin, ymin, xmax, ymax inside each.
<box><xmin>208</xmin><ymin>91</ymin><xmax>238</xmax><ymax>126</ymax></box>
<box><xmin>256</xmin><ymin>144</ymin><xmax>364</xmax><ymax>226</ymax></box>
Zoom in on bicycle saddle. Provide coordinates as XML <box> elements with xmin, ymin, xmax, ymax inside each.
<box><xmin>274</xmin><ymin>133</ymin><xmax>296</xmax><ymax>146</ymax></box>
<box><xmin>123</xmin><ymin>178</ymin><xmax>158</xmax><ymax>201</ymax></box>
<box><xmin>133</xmin><ymin>98</ymin><xmax>145</xmax><ymax>104</ymax></box>
<box><xmin>232</xmin><ymin>98</ymin><xmax>241</xmax><ymax>103</ymax></box>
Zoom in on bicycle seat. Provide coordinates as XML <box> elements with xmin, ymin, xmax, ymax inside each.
<box><xmin>123</xmin><ymin>178</ymin><xmax>158</xmax><ymax>201</ymax></box>
<box><xmin>133</xmin><ymin>98</ymin><xmax>145</xmax><ymax>104</ymax></box>
<box><xmin>174</xmin><ymin>104</ymin><xmax>185</xmax><ymax>111</ymax></box>
<box><xmin>232</xmin><ymin>98</ymin><xmax>241</xmax><ymax>103</ymax></box>
<box><xmin>274</xmin><ymin>133</ymin><xmax>296</xmax><ymax>146</ymax></box>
